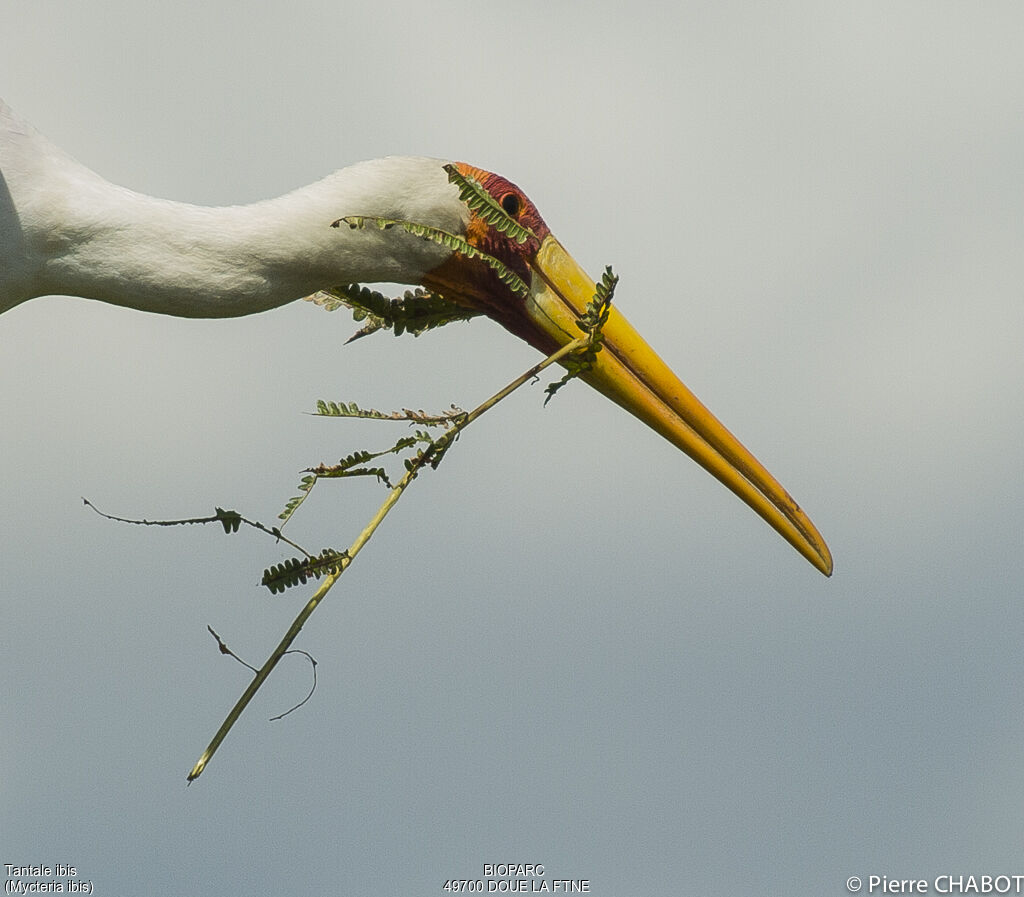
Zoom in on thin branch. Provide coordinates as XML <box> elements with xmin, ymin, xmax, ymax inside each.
<box><xmin>83</xmin><ymin>499</ymin><xmax>313</xmax><ymax>559</ymax></box>
<box><xmin>186</xmin><ymin>333</ymin><xmax>589</xmax><ymax>782</ymax></box>
<box><xmin>268</xmin><ymin>652</ymin><xmax>318</xmax><ymax>721</ymax></box>
<box><xmin>206</xmin><ymin>626</ymin><xmax>259</xmax><ymax>674</ymax></box>
<box><xmin>207</xmin><ymin>627</ymin><xmax>317</xmax><ymax>719</ymax></box>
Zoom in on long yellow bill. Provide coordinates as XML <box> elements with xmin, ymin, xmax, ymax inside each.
<box><xmin>526</xmin><ymin>234</ymin><xmax>833</xmax><ymax>577</ymax></box>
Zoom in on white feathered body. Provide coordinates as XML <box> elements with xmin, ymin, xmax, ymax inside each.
<box><xmin>0</xmin><ymin>99</ymin><xmax>465</xmax><ymax>317</ymax></box>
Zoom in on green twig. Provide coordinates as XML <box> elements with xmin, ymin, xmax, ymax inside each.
<box><xmin>186</xmin><ymin>334</ymin><xmax>589</xmax><ymax>782</ymax></box>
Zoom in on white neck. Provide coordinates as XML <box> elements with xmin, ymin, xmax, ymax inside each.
<box><xmin>1</xmin><ymin>101</ymin><xmax>465</xmax><ymax>317</ymax></box>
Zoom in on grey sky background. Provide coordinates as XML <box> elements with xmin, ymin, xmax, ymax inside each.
<box><xmin>3</xmin><ymin>2</ymin><xmax>1023</xmax><ymax>894</ymax></box>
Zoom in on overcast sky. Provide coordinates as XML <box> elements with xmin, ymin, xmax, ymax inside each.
<box><xmin>3</xmin><ymin>2</ymin><xmax>1024</xmax><ymax>894</ymax></box>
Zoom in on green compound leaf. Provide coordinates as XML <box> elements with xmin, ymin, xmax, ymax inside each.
<box><xmin>278</xmin><ymin>475</ymin><xmax>318</xmax><ymax>526</ymax></box>
<box><xmin>402</xmin><ymin>429</ymin><xmax>458</xmax><ymax>473</ymax></box>
<box><xmin>261</xmin><ymin>549</ymin><xmax>348</xmax><ymax>595</ymax></box>
<box><xmin>443</xmin><ymin>163</ymin><xmax>538</xmax><ymax>246</ymax></box>
<box><xmin>335</xmin><ymin>216</ymin><xmax>530</xmax><ymax>299</ymax></box>
<box><xmin>314</xmin><ymin>400</ymin><xmax>466</xmax><ymax>427</ymax></box>
<box><xmin>544</xmin><ymin>265</ymin><xmax>618</xmax><ymax>405</ymax></box>
<box><xmin>277</xmin><ymin>423</ymin><xmax>453</xmax><ymax>527</ymax></box>
<box><xmin>308</xmin><ymin>450</ymin><xmax>394</xmax><ymax>488</ymax></box>
<box><xmin>307</xmin><ymin>284</ymin><xmax>481</xmax><ymax>342</ymax></box>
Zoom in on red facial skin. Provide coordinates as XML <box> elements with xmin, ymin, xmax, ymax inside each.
<box><xmin>422</xmin><ymin>163</ymin><xmax>560</xmax><ymax>354</ymax></box>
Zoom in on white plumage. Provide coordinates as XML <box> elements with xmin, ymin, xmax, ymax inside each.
<box><xmin>0</xmin><ymin>99</ymin><xmax>465</xmax><ymax>317</ymax></box>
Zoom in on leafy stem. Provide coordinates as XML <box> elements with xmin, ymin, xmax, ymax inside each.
<box><xmin>186</xmin><ymin>330</ymin><xmax>592</xmax><ymax>782</ymax></box>
<box><xmin>544</xmin><ymin>265</ymin><xmax>619</xmax><ymax>403</ymax></box>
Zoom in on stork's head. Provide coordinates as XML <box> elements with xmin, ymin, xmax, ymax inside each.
<box><xmin>357</xmin><ymin>161</ymin><xmax>833</xmax><ymax>576</ymax></box>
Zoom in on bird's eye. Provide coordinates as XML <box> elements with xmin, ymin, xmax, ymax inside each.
<box><xmin>500</xmin><ymin>192</ymin><xmax>522</xmax><ymax>217</ymax></box>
